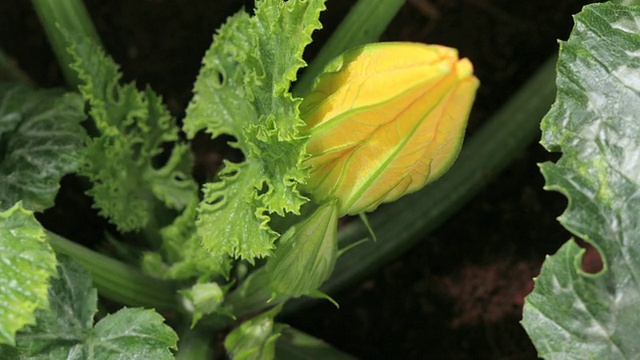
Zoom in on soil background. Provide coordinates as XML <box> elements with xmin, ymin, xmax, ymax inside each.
<box><xmin>1</xmin><ymin>0</ymin><xmax>594</xmax><ymax>359</ymax></box>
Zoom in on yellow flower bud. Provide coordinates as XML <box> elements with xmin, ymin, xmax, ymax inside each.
<box><xmin>301</xmin><ymin>42</ymin><xmax>479</xmax><ymax>215</ymax></box>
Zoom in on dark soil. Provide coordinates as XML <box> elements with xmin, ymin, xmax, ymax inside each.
<box><xmin>1</xmin><ymin>0</ymin><xmax>594</xmax><ymax>359</ymax></box>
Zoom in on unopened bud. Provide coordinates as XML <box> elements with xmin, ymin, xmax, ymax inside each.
<box><xmin>301</xmin><ymin>42</ymin><xmax>479</xmax><ymax>215</ymax></box>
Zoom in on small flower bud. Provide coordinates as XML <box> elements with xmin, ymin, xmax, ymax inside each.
<box><xmin>301</xmin><ymin>42</ymin><xmax>479</xmax><ymax>215</ymax></box>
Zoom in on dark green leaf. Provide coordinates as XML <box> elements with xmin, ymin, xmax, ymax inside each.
<box><xmin>0</xmin><ymin>83</ymin><xmax>86</xmax><ymax>211</ymax></box>
<box><xmin>2</xmin><ymin>255</ymin><xmax>178</xmax><ymax>359</ymax></box>
<box><xmin>523</xmin><ymin>4</ymin><xmax>640</xmax><ymax>358</ymax></box>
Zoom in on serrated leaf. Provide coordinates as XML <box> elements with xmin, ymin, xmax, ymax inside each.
<box><xmin>183</xmin><ymin>0</ymin><xmax>325</xmax><ymax>260</ymax></box>
<box><xmin>0</xmin><ymin>83</ymin><xmax>86</xmax><ymax>212</ymax></box>
<box><xmin>0</xmin><ymin>202</ymin><xmax>57</xmax><ymax>346</ymax></box>
<box><xmin>145</xmin><ymin>197</ymin><xmax>232</xmax><ymax>280</ymax></box>
<box><xmin>522</xmin><ymin>4</ymin><xmax>640</xmax><ymax>359</ymax></box>
<box><xmin>1</xmin><ymin>255</ymin><xmax>178</xmax><ymax>359</ymax></box>
<box><xmin>67</xmin><ymin>33</ymin><xmax>197</xmax><ymax>231</ymax></box>
<box><xmin>197</xmin><ymin>162</ymin><xmax>277</xmax><ymax>260</ymax></box>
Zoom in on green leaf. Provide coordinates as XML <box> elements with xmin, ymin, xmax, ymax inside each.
<box><xmin>0</xmin><ymin>83</ymin><xmax>86</xmax><ymax>212</ymax></box>
<box><xmin>225</xmin><ymin>305</ymin><xmax>286</xmax><ymax>360</ymax></box>
<box><xmin>0</xmin><ymin>202</ymin><xmax>57</xmax><ymax>346</ymax></box>
<box><xmin>1</xmin><ymin>255</ymin><xmax>178</xmax><ymax>359</ymax></box>
<box><xmin>183</xmin><ymin>0</ymin><xmax>325</xmax><ymax>260</ymax></box>
<box><xmin>522</xmin><ymin>4</ymin><xmax>640</xmax><ymax>359</ymax></box>
<box><xmin>613</xmin><ymin>0</ymin><xmax>640</xmax><ymax>7</ymax></box>
<box><xmin>67</xmin><ymin>32</ymin><xmax>197</xmax><ymax>231</ymax></box>
<box><xmin>146</xmin><ymin>197</ymin><xmax>231</xmax><ymax>280</ymax></box>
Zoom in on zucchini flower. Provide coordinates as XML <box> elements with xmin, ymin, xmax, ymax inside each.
<box><xmin>300</xmin><ymin>42</ymin><xmax>479</xmax><ymax>215</ymax></box>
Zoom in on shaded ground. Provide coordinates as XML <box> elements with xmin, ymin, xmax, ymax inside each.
<box><xmin>1</xmin><ymin>0</ymin><xmax>593</xmax><ymax>358</ymax></box>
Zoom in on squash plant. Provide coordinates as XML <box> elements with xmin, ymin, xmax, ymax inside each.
<box><xmin>1</xmin><ymin>0</ymin><xmax>638</xmax><ymax>359</ymax></box>
<box><xmin>0</xmin><ymin>0</ymin><xmax>478</xmax><ymax>358</ymax></box>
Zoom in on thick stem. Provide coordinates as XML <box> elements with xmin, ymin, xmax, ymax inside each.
<box><xmin>46</xmin><ymin>231</ymin><xmax>180</xmax><ymax>310</ymax></box>
<box><xmin>30</xmin><ymin>0</ymin><xmax>102</xmax><ymax>88</ymax></box>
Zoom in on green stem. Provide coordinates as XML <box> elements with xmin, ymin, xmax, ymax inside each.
<box><xmin>30</xmin><ymin>0</ymin><xmax>102</xmax><ymax>88</ymax></box>
<box><xmin>294</xmin><ymin>0</ymin><xmax>405</xmax><ymax>96</ymax></box>
<box><xmin>46</xmin><ymin>231</ymin><xmax>180</xmax><ymax>310</ymax></box>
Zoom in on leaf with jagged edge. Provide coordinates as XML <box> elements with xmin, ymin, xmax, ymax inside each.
<box><xmin>66</xmin><ymin>32</ymin><xmax>197</xmax><ymax>231</ymax></box>
<box><xmin>522</xmin><ymin>4</ymin><xmax>640</xmax><ymax>359</ymax></box>
<box><xmin>0</xmin><ymin>83</ymin><xmax>86</xmax><ymax>212</ymax></box>
<box><xmin>142</xmin><ymin>197</ymin><xmax>232</xmax><ymax>280</ymax></box>
<box><xmin>0</xmin><ymin>202</ymin><xmax>57</xmax><ymax>346</ymax></box>
<box><xmin>0</xmin><ymin>255</ymin><xmax>178</xmax><ymax>359</ymax></box>
<box><xmin>183</xmin><ymin>0</ymin><xmax>325</xmax><ymax>261</ymax></box>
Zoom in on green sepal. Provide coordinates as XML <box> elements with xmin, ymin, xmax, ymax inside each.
<box><xmin>224</xmin><ymin>304</ymin><xmax>287</xmax><ymax>360</ymax></box>
<box><xmin>265</xmin><ymin>200</ymin><xmax>338</xmax><ymax>299</ymax></box>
